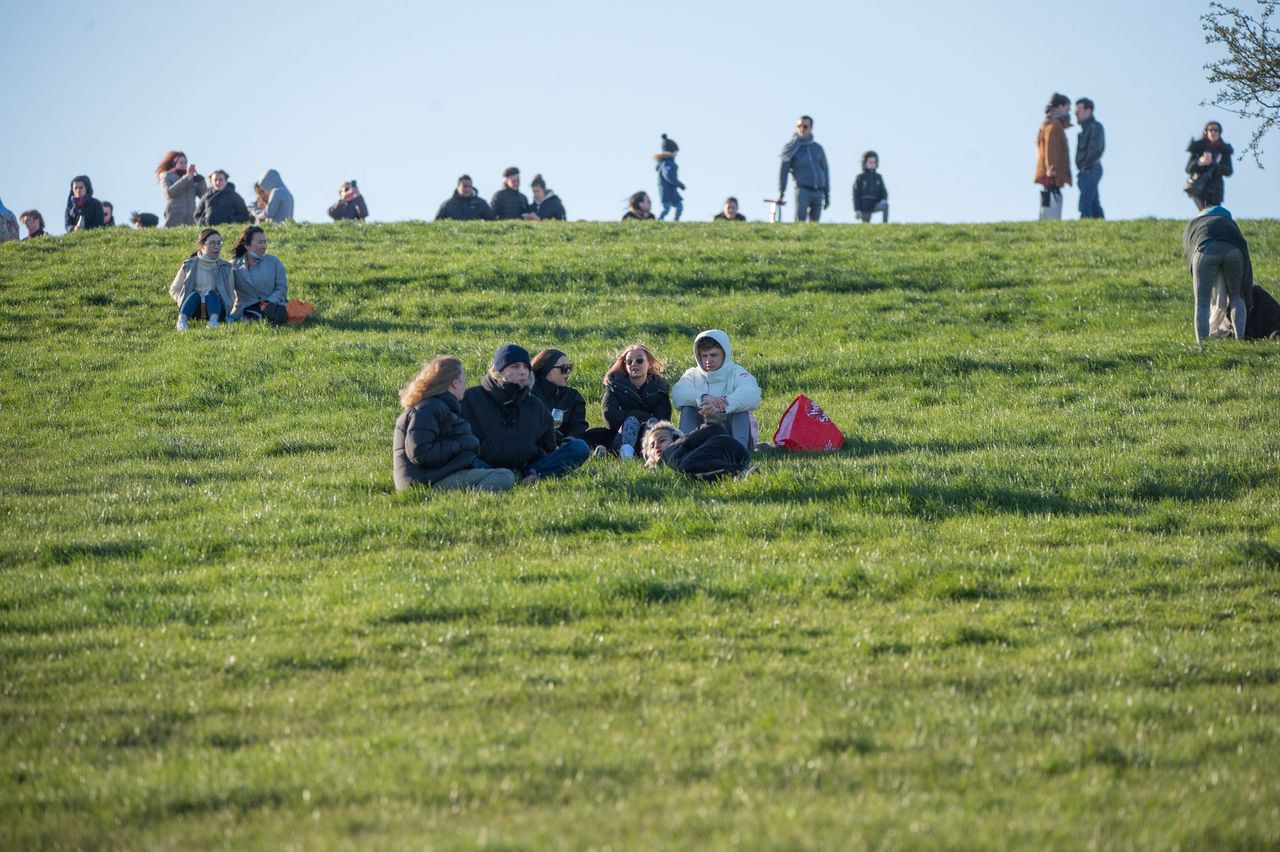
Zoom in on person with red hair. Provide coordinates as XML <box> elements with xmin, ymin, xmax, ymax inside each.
<box><xmin>155</xmin><ymin>150</ymin><xmax>206</xmax><ymax>227</ymax></box>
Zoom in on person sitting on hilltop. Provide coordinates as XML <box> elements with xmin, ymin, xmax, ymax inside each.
<box><xmin>230</xmin><ymin>225</ymin><xmax>289</xmax><ymax>324</ymax></box>
<box><xmin>530</xmin><ymin>349</ymin><xmax>590</xmax><ymax>444</ymax></box>
<box><xmin>130</xmin><ymin>211</ymin><xmax>159</xmax><ymax>229</ymax></box>
<box><xmin>101</xmin><ymin>201</ymin><xmax>126</xmax><ymax>227</ymax></box>
<box><xmin>251</xmin><ymin>169</ymin><xmax>294</xmax><ymax>223</ymax></box>
<box><xmin>713</xmin><ymin>197</ymin><xmax>746</xmax><ymax>221</ymax></box>
<box><xmin>196</xmin><ymin>170</ymin><xmax>252</xmax><ymax>226</ymax></box>
<box><xmin>601</xmin><ymin>343</ymin><xmax>672</xmax><ymax>459</ymax></box>
<box><xmin>621</xmin><ymin>191</ymin><xmax>655</xmax><ymax>221</ymax></box>
<box><xmin>671</xmin><ymin>329</ymin><xmax>761</xmax><ymax>450</ymax></box>
<box><xmin>169</xmin><ymin>227</ymin><xmax>235</xmax><ymax>331</ymax></box>
<box><xmin>64</xmin><ymin>175</ymin><xmax>105</xmax><ymax>232</ymax></box>
<box><xmin>21</xmin><ymin>210</ymin><xmax>50</xmax><ymax>238</ymax></box>
<box><xmin>527</xmin><ymin>174</ymin><xmax>566</xmax><ymax>220</ymax></box>
<box><xmin>328</xmin><ymin>180</ymin><xmax>368</xmax><ymax>221</ymax></box>
<box><xmin>156</xmin><ymin>150</ymin><xmax>206</xmax><ymax>227</ymax></box>
<box><xmin>490</xmin><ymin>167</ymin><xmax>530</xmax><ymax>220</ymax></box>
<box><xmin>0</xmin><ymin>196</ymin><xmax>19</xmax><ymax>243</ymax></box>
<box><xmin>436</xmin><ymin>175</ymin><xmax>495</xmax><ymax>221</ymax></box>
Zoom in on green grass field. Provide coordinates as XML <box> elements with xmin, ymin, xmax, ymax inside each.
<box><xmin>2</xmin><ymin>219</ymin><xmax>1279</xmax><ymax>849</ymax></box>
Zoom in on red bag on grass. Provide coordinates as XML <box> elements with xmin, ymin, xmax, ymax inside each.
<box><xmin>772</xmin><ymin>394</ymin><xmax>844</xmax><ymax>451</ymax></box>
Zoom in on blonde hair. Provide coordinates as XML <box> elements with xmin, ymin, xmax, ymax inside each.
<box><xmin>399</xmin><ymin>356</ymin><xmax>464</xmax><ymax>409</ymax></box>
<box><xmin>642</xmin><ymin>420</ymin><xmax>681</xmax><ymax>468</ymax></box>
<box><xmin>606</xmin><ymin>343</ymin><xmax>666</xmax><ymax>381</ymax></box>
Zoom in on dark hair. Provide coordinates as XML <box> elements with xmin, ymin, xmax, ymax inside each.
<box><xmin>1047</xmin><ymin>93</ymin><xmax>1070</xmax><ymax>109</ymax></box>
<box><xmin>210</xmin><ymin>169</ymin><xmax>229</xmax><ymax>181</ymax></box>
<box><xmin>101</xmin><ymin>200</ymin><xmax>114</xmax><ymax>210</ymax></box>
<box><xmin>1204</xmin><ymin>121</ymin><xmax>1223</xmax><ymax>135</ymax></box>
<box><xmin>628</xmin><ymin>191</ymin><xmax>649</xmax><ymax>211</ymax></box>
<box><xmin>502</xmin><ymin>166</ymin><xmax>519</xmax><ymax>178</ymax></box>
<box><xmin>724</xmin><ymin>196</ymin><xmax>739</xmax><ymax>206</ymax></box>
<box><xmin>130</xmin><ymin>211</ymin><xmax>159</xmax><ymax>228</ymax></box>
<box><xmin>20</xmin><ymin>210</ymin><xmax>43</xmax><ymax>227</ymax></box>
<box><xmin>695</xmin><ymin>336</ymin><xmax>724</xmax><ymax>354</ymax></box>
<box><xmin>1075</xmin><ymin>97</ymin><xmax>1094</xmax><ymax>111</ymax></box>
<box><xmin>232</xmin><ymin>225</ymin><xmax>264</xmax><ymax>259</ymax></box>
<box><xmin>531</xmin><ymin>348</ymin><xmax>568</xmax><ymax>378</ymax></box>
<box><xmin>196</xmin><ymin>228</ymin><xmax>221</xmax><ymax>249</ymax></box>
<box><xmin>530</xmin><ymin>174</ymin><xmax>546</xmax><ymax>190</ymax></box>
<box><xmin>861</xmin><ymin>150</ymin><xmax>879</xmax><ymax>166</ymax></box>
<box><xmin>155</xmin><ymin>150</ymin><xmax>186</xmax><ymax>176</ymax></box>
<box><xmin>457</xmin><ymin>174</ymin><xmax>473</xmax><ymax>185</ymax></box>
<box><xmin>799</xmin><ymin>115</ymin><xmax>814</xmax><ymax>126</ymax></box>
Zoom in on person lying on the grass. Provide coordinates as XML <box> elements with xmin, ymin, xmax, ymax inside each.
<box><xmin>230</xmin><ymin>225</ymin><xmax>289</xmax><ymax>324</ymax></box>
<box><xmin>394</xmin><ymin>355</ymin><xmax>517</xmax><ymax>493</ymax></box>
<box><xmin>169</xmin><ymin>228</ymin><xmax>235</xmax><ymax>332</ymax></box>
<box><xmin>530</xmin><ymin>349</ymin><xmax>590</xmax><ymax>443</ymax></box>
<box><xmin>601</xmin><ymin>343</ymin><xmax>672</xmax><ymax>459</ymax></box>
<box><xmin>642</xmin><ymin>421</ymin><xmax>751</xmax><ymax>480</ymax></box>
<box><xmin>671</xmin><ymin>329</ymin><xmax>761</xmax><ymax>449</ymax></box>
<box><xmin>461</xmin><ymin>344</ymin><xmax>590</xmax><ymax>483</ymax></box>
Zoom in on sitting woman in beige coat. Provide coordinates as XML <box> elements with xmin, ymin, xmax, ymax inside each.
<box><xmin>169</xmin><ymin>228</ymin><xmax>235</xmax><ymax>331</ymax></box>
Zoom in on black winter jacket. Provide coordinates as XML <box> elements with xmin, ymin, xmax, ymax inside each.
<box><xmin>393</xmin><ymin>392</ymin><xmax>481</xmax><ymax>490</ymax></box>
<box><xmin>490</xmin><ymin>187</ymin><xmax>530</xmax><ymax>220</ymax></box>
<box><xmin>461</xmin><ymin>374</ymin><xmax>557</xmax><ymax>471</ymax></box>
<box><xmin>328</xmin><ymin>195</ymin><xmax>368</xmax><ymax>221</ymax></box>
<box><xmin>530</xmin><ymin>193</ymin><xmax>566</xmax><ymax>220</ymax></box>
<box><xmin>1185</xmin><ymin>138</ymin><xmax>1234</xmax><ymax>206</ymax></box>
<box><xmin>196</xmin><ymin>184</ymin><xmax>252</xmax><ymax>226</ymax></box>
<box><xmin>602</xmin><ymin>373</ymin><xmax>672</xmax><ymax>432</ymax></box>
<box><xmin>659</xmin><ymin>423</ymin><xmax>749</xmax><ymax>480</ymax></box>
<box><xmin>1076</xmin><ymin>117</ymin><xmax>1105</xmax><ymax>171</ymax></box>
<box><xmin>436</xmin><ymin>192</ymin><xmax>495</xmax><ymax>221</ymax></box>
<box><xmin>64</xmin><ymin>174</ymin><xmax>105</xmax><ymax>231</ymax></box>
<box><xmin>531</xmin><ymin>377</ymin><xmax>589</xmax><ymax>441</ymax></box>
<box><xmin>852</xmin><ymin>170</ymin><xmax>887</xmax><ymax>213</ymax></box>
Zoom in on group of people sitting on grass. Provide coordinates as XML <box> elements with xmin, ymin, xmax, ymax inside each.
<box><xmin>393</xmin><ymin>333</ymin><xmax>761</xmax><ymax>491</ymax></box>
<box><xmin>167</xmin><ymin>225</ymin><xmax>289</xmax><ymax>330</ymax></box>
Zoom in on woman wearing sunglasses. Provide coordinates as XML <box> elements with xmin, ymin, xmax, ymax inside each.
<box><xmin>530</xmin><ymin>349</ymin><xmax>590</xmax><ymax>443</ymax></box>
<box><xmin>601</xmin><ymin>343</ymin><xmax>672</xmax><ymax>459</ymax></box>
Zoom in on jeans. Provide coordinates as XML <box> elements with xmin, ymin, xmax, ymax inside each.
<box><xmin>795</xmin><ymin>187</ymin><xmax>823</xmax><ymax>222</ymax></box>
<box><xmin>525</xmin><ymin>438</ymin><xmax>590</xmax><ymax>479</ymax></box>
<box><xmin>1078</xmin><ymin>165</ymin><xmax>1104</xmax><ymax>219</ymax></box>
<box><xmin>1192</xmin><ymin>241</ymin><xmax>1246</xmax><ymax>342</ymax></box>
<box><xmin>179</xmin><ymin>290</ymin><xmax>223</xmax><ymax>319</ymax></box>
<box><xmin>678</xmin><ymin>406</ymin><xmax>753</xmax><ymax>449</ymax></box>
<box><xmin>659</xmin><ymin>200</ymin><xmax>683</xmax><ymax>221</ymax></box>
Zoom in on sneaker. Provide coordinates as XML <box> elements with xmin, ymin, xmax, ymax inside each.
<box><xmin>176</xmin><ymin>316</ymin><xmax>189</xmax><ymax>332</ymax></box>
<box><xmin>207</xmin><ymin>315</ymin><xmax>220</xmax><ymax>329</ymax></box>
<box><xmin>590</xmin><ymin>445</ymin><xmax>608</xmax><ymax>460</ymax></box>
<box><xmin>619</xmin><ymin>444</ymin><xmax>635</xmax><ymax>460</ymax></box>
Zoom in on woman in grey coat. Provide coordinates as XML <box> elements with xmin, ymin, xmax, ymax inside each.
<box><xmin>251</xmin><ymin>169</ymin><xmax>294</xmax><ymax>223</ymax></box>
<box><xmin>156</xmin><ymin>150</ymin><xmax>207</xmax><ymax>227</ymax></box>
<box><xmin>169</xmin><ymin>228</ymin><xmax>235</xmax><ymax>331</ymax></box>
<box><xmin>230</xmin><ymin>225</ymin><xmax>288</xmax><ymax>323</ymax></box>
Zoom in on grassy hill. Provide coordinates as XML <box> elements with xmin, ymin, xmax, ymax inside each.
<box><xmin>2</xmin><ymin>220</ymin><xmax>1278</xmax><ymax>849</ymax></box>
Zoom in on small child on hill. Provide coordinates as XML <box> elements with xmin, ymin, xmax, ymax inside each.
<box><xmin>852</xmin><ymin>150</ymin><xmax>889</xmax><ymax>223</ymax></box>
<box><xmin>670</xmin><ymin>329</ymin><xmax>761</xmax><ymax>449</ymax></box>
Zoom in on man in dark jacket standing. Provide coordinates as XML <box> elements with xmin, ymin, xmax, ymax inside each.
<box><xmin>1183</xmin><ymin>206</ymin><xmax>1254</xmax><ymax>342</ymax></box>
<box><xmin>1075</xmin><ymin>98</ymin><xmax>1105</xmax><ymax>219</ymax></box>
<box><xmin>778</xmin><ymin>115</ymin><xmax>830</xmax><ymax>222</ymax></box>
<box><xmin>435</xmin><ymin>175</ymin><xmax>495</xmax><ymax>221</ymax></box>
<box><xmin>461</xmin><ymin>344</ymin><xmax>590</xmax><ymax>481</ymax></box>
<box><xmin>490</xmin><ymin>167</ymin><xmax>529</xmax><ymax>220</ymax></box>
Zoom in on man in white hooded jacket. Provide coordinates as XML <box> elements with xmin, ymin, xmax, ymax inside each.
<box><xmin>671</xmin><ymin>329</ymin><xmax>761</xmax><ymax>449</ymax></box>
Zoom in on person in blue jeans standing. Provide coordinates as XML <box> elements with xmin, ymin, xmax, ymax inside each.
<box><xmin>654</xmin><ymin>134</ymin><xmax>685</xmax><ymax>220</ymax></box>
<box><xmin>1075</xmin><ymin>98</ymin><xmax>1105</xmax><ymax>219</ymax></box>
<box><xmin>461</xmin><ymin>344</ymin><xmax>590</xmax><ymax>483</ymax></box>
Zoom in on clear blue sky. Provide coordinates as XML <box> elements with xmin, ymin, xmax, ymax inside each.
<box><xmin>2</xmin><ymin>0</ymin><xmax>1275</xmax><ymax>229</ymax></box>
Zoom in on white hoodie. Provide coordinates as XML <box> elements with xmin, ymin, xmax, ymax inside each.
<box><xmin>671</xmin><ymin>329</ymin><xmax>761</xmax><ymax>414</ymax></box>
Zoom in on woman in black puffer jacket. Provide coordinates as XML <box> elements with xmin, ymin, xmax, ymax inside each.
<box><xmin>1185</xmin><ymin>122</ymin><xmax>1235</xmax><ymax>210</ymax></box>
<box><xmin>530</xmin><ymin>348</ymin><xmax>589</xmax><ymax>442</ymax></box>
<box><xmin>394</xmin><ymin>355</ymin><xmax>516</xmax><ymax>492</ymax></box>
<box><xmin>601</xmin><ymin>343</ymin><xmax>672</xmax><ymax>459</ymax></box>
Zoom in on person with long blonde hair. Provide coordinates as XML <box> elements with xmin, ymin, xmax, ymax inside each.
<box><xmin>393</xmin><ymin>355</ymin><xmax>516</xmax><ymax>492</ymax></box>
<box><xmin>601</xmin><ymin>342</ymin><xmax>671</xmax><ymax>459</ymax></box>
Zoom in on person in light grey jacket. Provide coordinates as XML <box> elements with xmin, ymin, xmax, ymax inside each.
<box><xmin>230</xmin><ymin>225</ymin><xmax>288</xmax><ymax>323</ymax></box>
<box><xmin>156</xmin><ymin>150</ymin><xmax>207</xmax><ymax>227</ymax></box>
<box><xmin>251</xmin><ymin>169</ymin><xmax>294</xmax><ymax>223</ymax></box>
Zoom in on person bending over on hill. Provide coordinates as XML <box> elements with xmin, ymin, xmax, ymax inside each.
<box><xmin>196</xmin><ymin>170</ymin><xmax>252</xmax><ymax>226</ymax></box>
<box><xmin>642</xmin><ymin>421</ymin><xmax>751</xmax><ymax>481</ymax></box>
<box><xmin>654</xmin><ymin>134</ymin><xmax>685</xmax><ymax>221</ymax></box>
<box><xmin>530</xmin><ymin>349</ymin><xmax>591</xmax><ymax>445</ymax></box>
<box><xmin>671</xmin><ymin>330</ymin><xmax>761</xmax><ymax>449</ymax></box>
<box><xmin>491</xmin><ymin>167</ymin><xmax>530</xmax><ymax>220</ymax></box>
<box><xmin>0</xmin><ymin>196</ymin><xmax>18</xmax><ymax>243</ymax></box>
<box><xmin>622</xmin><ymin>191</ymin><xmax>654</xmax><ymax>221</ymax></box>
<box><xmin>527</xmin><ymin>174</ymin><xmax>566</xmax><ymax>220</ymax></box>
<box><xmin>436</xmin><ymin>175</ymin><xmax>495</xmax><ymax>221</ymax></box>
<box><xmin>394</xmin><ymin>355</ymin><xmax>517</xmax><ymax>493</ymax></box>
<box><xmin>230</xmin><ymin>225</ymin><xmax>288</xmax><ymax>324</ymax></box>
<box><xmin>130</xmin><ymin>211</ymin><xmax>159</xmax><ymax>229</ymax></box>
<box><xmin>20</xmin><ymin>210</ymin><xmax>49</xmax><ymax>238</ymax></box>
<box><xmin>601</xmin><ymin>343</ymin><xmax>672</xmax><ymax>459</ymax></box>
<box><xmin>169</xmin><ymin>227</ymin><xmax>234</xmax><ymax>331</ymax></box>
<box><xmin>64</xmin><ymin>175</ymin><xmax>105</xmax><ymax>232</ymax></box>
<box><xmin>1184</xmin><ymin>205</ymin><xmax>1254</xmax><ymax>342</ymax></box>
<box><xmin>713</xmin><ymin>197</ymin><xmax>746</xmax><ymax>221</ymax></box>
<box><xmin>852</xmin><ymin>151</ymin><xmax>889</xmax><ymax>223</ymax></box>
<box><xmin>155</xmin><ymin>151</ymin><xmax>206</xmax><ymax>227</ymax></box>
<box><xmin>328</xmin><ymin>180</ymin><xmax>368</xmax><ymax>221</ymax></box>
<box><xmin>461</xmin><ymin>345</ymin><xmax>590</xmax><ymax>482</ymax></box>
<box><xmin>251</xmin><ymin>169</ymin><xmax>294</xmax><ymax>223</ymax></box>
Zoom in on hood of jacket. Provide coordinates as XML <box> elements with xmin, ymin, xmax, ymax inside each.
<box><xmin>1199</xmin><ymin>205</ymin><xmax>1232</xmax><ymax>220</ymax></box>
<box><xmin>653</xmin><ymin>151</ymin><xmax>676</xmax><ymax>161</ymax></box>
<box><xmin>69</xmin><ymin>174</ymin><xmax>95</xmax><ymax>197</ymax></box>
<box><xmin>781</xmin><ymin>134</ymin><xmax>817</xmax><ymax>158</ymax></box>
<box><xmin>258</xmin><ymin>169</ymin><xmax>285</xmax><ymax>192</ymax></box>
<box><xmin>692</xmin><ymin>329</ymin><xmax>734</xmax><ymax>373</ymax></box>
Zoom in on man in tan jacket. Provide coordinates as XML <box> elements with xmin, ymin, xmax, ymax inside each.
<box><xmin>1035</xmin><ymin>93</ymin><xmax>1073</xmax><ymax>220</ymax></box>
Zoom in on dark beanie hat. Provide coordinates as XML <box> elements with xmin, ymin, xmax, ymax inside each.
<box><xmin>533</xmin><ymin>348</ymin><xmax>567</xmax><ymax>378</ymax></box>
<box><xmin>492</xmin><ymin>343</ymin><xmax>531</xmax><ymax>372</ymax></box>
<box><xmin>661</xmin><ymin>133</ymin><xmax>678</xmax><ymax>153</ymax></box>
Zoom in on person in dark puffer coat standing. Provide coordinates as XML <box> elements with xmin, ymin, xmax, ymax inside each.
<box><xmin>654</xmin><ymin>134</ymin><xmax>685</xmax><ymax>221</ymax></box>
<box><xmin>394</xmin><ymin>355</ymin><xmax>517</xmax><ymax>492</ymax></box>
<box><xmin>461</xmin><ymin>344</ymin><xmax>590</xmax><ymax>481</ymax></box>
